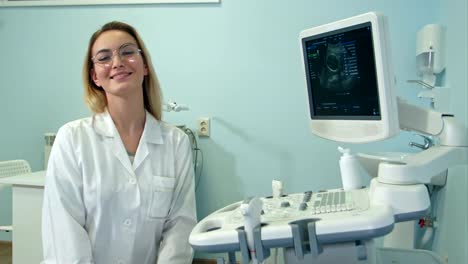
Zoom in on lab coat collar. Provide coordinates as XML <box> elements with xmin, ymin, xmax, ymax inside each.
<box><xmin>92</xmin><ymin>109</ymin><xmax>163</xmax><ymax>144</ymax></box>
<box><xmin>132</xmin><ymin>111</ymin><xmax>164</xmax><ymax>170</ymax></box>
<box><xmin>92</xmin><ymin>109</ymin><xmax>164</xmax><ymax>173</ymax></box>
<box><xmin>140</xmin><ymin>111</ymin><xmax>164</xmax><ymax>145</ymax></box>
<box><xmin>92</xmin><ymin>110</ymin><xmax>115</xmax><ymax>138</ymax></box>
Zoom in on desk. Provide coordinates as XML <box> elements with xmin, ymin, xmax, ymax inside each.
<box><xmin>0</xmin><ymin>170</ymin><xmax>45</xmax><ymax>264</ymax></box>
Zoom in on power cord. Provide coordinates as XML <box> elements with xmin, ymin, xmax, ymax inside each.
<box><xmin>182</xmin><ymin>127</ymin><xmax>204</xmax><ymax>192</ymax></box>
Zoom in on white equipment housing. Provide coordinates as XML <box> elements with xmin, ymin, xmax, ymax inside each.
<box><xmin>189</xmin><ymin>11</ymin><xmax>467</xmax><ymax>264</ymax></box>
<box><xmin>299</xmin><ymin>12</ymin><xmax>399</xmax><ymax>143</ymax></box>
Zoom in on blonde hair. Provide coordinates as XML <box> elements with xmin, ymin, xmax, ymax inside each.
<box><xmin>83</xmin><ymin>21</ymin><xmax>162</xmax><ymax>120</ymax></box>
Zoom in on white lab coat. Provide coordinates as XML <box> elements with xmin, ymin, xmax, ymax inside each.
<box><xmin>42</xmin><ymin>110</ymin><xmax>197</xmax><ymax>264</ymax></box>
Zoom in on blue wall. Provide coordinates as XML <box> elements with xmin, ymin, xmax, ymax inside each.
<box><xmin>432</xmin><ymin>1</ymin><xmax>468</xmax><ymax>263</ymax></box>
<box><xmin>0</xmin><ymin>0</ymin><xmax>466</xmax><ymax>262</ymax></box>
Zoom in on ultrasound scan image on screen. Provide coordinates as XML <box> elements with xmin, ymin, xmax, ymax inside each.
<box><xmin>303</xmin><ymin>22</ymin><xmax>380</xmax><ymax>120</ymax></box>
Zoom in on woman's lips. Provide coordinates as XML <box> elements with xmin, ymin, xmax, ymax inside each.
<box><xmin>110</xmin><ymin>72</ymin><xmax>132</xmax><ymax>80</ymax></box>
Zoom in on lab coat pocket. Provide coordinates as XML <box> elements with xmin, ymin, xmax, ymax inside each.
<box><xmin>148</xmin><ymin>176</ymin><xmax>176</xmax><ymax>219</ymax></box>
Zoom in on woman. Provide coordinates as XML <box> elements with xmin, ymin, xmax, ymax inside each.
<box><xmin>42</xmin><ymin>21</ymin><xmax>197</xmax><ymax>264</ymax></box>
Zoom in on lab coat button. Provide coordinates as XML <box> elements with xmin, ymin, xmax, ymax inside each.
<box><xmin>129</xmin><ymin>177</ymin><xmax>137</xmax><ymax>184</ymax></box>
<box><xmin>124</xmin><ymin>219</ymin><xmax>132</xmax><ymax>226</ymax></box>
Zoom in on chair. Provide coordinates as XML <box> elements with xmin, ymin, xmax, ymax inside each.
<box><xmin>0</xmin><ymin>159</ymin><xmax>31</xmax><ymax>232</ymax></box>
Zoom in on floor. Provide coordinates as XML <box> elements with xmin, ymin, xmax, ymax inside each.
<box><xmin>0</xmin><ymin>241</ymin><xmax>12</xmax><ymax>264</ymax></box>
<box><xmin>0</xmin><ymin>241</ymin><xmax>220</xmax><ymax>264</ymax></box>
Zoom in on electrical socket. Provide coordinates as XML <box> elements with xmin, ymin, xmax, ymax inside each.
<box><xmin>197</xmin><ymin>117</ymin><xmax>210</xmax><ymax>137</ymax></box>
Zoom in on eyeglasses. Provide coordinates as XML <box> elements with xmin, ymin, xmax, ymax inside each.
<box><xmin>92</xmin><ymin>43</ymin><xmax>142</xmax><ymax>68</ymax></box>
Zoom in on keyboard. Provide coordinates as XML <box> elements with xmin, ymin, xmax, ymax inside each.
<box><xmin>225</xmin><ymin>189</ymin><xmax>365</xmax><ymax>226</ymax></box>
<box><xmin>190</xmin><ymin>187</ymin><xmax>394</xmax><ymax>253</ymax></box>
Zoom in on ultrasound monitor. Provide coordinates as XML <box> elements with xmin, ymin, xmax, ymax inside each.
<box><xmin>300</xmin><ymin>12</ymin><xmax>399</xmax><ymax>143</ymax></box>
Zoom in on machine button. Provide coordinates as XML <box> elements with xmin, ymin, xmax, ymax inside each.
<box><xmin>303</xmin><ymin>191</ymin><xmax>312</xmax><ymax>202</ymax></box>
<box><xmin>320</xmin><ymin>206</ymin><xmax>326</xmax><ymax>214</ymax></box>
<box><xmin>299</xmin><ymin>202</ymin><xmax>308</xmax><ymax>211</ymax></box>
<box><xmin>281</xmin><ymin>201</ymin><xmax>290</xmax><ymax>207</ymax></box>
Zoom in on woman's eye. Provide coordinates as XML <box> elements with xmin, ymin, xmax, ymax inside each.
<box><xmin>97</xmin><ymin>55</ymin><xmax>111</xmax><ymax>62</ymax></box>
<box><xmin>121</xmin><ymin>50</ymin><xmax>136</xmax><ymax>56</ymax></box>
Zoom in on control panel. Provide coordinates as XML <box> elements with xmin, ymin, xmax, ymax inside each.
<box><xmin>190</xmin><ymin>187</ymin><xmax>394</xmax><ymax>253</ymax></box>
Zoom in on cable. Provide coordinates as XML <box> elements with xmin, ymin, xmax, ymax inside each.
<box><xmin>182</xmin><ymin>127</ymin><xmax>198</xmax><ymax>168</ymax></box>
<box><xmin>195</xmin><ymin>148</ymin><xmax>204</xmax><ymax>192</ymax></box>
<box><xmin>183</xmin><ymin>128</ymin><xmax>198</xmax><ymax>167</ymax></box>
<box><xmin>417</xmin><ymin>183</ymin><xmax>444</xmax><ymax>249</ymax></box>
<box><xmin>182</xmin><ymin>127</ymin><xmax>204</xmax><ymax>192</ymax></box>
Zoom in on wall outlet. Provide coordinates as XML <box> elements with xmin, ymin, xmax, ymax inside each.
<box><xmin>197</xmin><ymin>117</ymin><xmax>210</xmax><ymax>137</ymax></box>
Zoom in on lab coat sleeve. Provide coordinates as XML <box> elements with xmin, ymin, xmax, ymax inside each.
<box><xmin>41</xmin><ymin>125</ymin><xmax>94</xmax><ymax>264</ymax></box>
<box><xmin>157</xmin><ymin>133</ymin><xmax>197</xmax><ymax>264</ymax></box>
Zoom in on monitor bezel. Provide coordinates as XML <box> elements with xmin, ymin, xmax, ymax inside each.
<box><xmin>299</xmin><ymin>12</ymin><xmax>399</xmax><ymax>143</ymax></box>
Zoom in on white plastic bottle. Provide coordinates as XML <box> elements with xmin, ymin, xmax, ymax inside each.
<box><xmin>338</xmin><ymin>147</ymin><xmax>366</xmax><ymax>190</ymax></box>
<box><xmin>272</xmin><ymin>180</ymin><xmax>283</xmax><ymax>198</ymax></box>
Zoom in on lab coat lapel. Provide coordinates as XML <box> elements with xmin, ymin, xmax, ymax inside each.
<box><xmin>112</xmin><ymin>135</ymin><xmax>134</xmax><ymax>175</ymax></box>
<box><xmin>133</xmin><ymin>112</ymin><xmax>163</xmax><ymax>171</ymax></box>
<box><xmin>93</xmin><ymin>111</ymin><xmax>135</xmax><ymax>175</ymax></box>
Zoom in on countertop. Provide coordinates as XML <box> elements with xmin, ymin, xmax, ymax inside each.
<box><xmin>0</xmin><ymin>170</ymin><xmax>46</xmax><ymax>187</ymax></box>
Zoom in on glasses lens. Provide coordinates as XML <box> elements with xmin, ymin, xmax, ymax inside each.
<box><xmin>93</xmin><ymin>51</ymin><xmax>113</xmax><ymax>64</ymax></box>
<box><xmin>92</xmin><ymin>44</ymin><xmax>140</xmax><ymax>66</ymax></box>
<box><xmin>120</xmin><ymin>45</ymin><xmax>139</xmax><ymax>60</ymax></box>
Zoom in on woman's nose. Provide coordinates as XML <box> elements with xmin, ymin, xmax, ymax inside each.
<box><xmin>111</xmin><ymin>53</ymin><xmax>124</xmax><ymax>68</ymax></box>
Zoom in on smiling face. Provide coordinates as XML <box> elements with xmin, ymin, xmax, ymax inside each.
<box><xmin>91</xmin><ymin>30</ymin><xmax>148</xmax><ymax>99</ymax></box>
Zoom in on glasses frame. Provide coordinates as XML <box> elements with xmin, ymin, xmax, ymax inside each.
<box><xmin>91</xmin><ymin>43</ymin><xmax>143</xmax><ymax>68</ymax></box>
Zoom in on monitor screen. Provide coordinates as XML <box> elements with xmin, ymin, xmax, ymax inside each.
<box><xmin>303</xmin><ymin>23</ymin><xmax>380</xmax><ymax>120</ymax></box>
<box><xmin>300</xmin><ymin>12</ymin><xmax>399</xmax><ymax>143</ymax></box>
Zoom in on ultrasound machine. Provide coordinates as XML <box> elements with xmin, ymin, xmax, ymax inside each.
<box><xmin>189</xmin><ymin>12</ymin><xmax>468</xmax><ymax>264</ymax></box>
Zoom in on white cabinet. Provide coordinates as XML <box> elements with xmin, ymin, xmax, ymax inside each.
<box><xmin>0</xmin><ymin>171</ymin><xmax>45</xmax><ymax>264</ymax></box>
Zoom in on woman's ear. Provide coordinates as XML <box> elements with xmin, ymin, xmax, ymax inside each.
<box><xmin>144</xmin><ymin>64</ymin><xmax>149</xmax><ymax>76</ymax></box>
<box><xmin>91</xmin><ymin>68</ymin><xmax>101</xmax><ymax>87</ymax></box>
